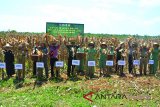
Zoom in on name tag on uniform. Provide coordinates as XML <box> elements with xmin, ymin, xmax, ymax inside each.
<box><xmin>118</xmin><ymin>60</ymin><xmax>125</xmax><ymax>65</ymax></box>
<box><xmin>133</xmin><ymin>60</ymin><xmax>140</xmax><ymax>65</ymax></box>
<box><xmin>72</xmin><ymin>60</ymin><xmax>80</xmax><ymax>65</ymax></box>
<box><xmin>148</xmin><ymin>60</ymin><xmax>154</xmax><ymax>64</ymax></box>
<box><xmin>106</xmin><ymin>61</ymin><xmax>113</xmax><ymax>66</ymax></box>
<box><xmin>55</xmin><ymin>61</ymin><xmax>64</xmax><ymax>67</ymax></box>
<box><xmin>88</xmin><ymin>61</ymin><xmax>96</xmax><ymax>66</ymax></box>
<box><xmin>36</xmin><ymin>62</ymin><xmax>44</xmax><ymax>68</ymax></box>
<box><xmin>0</xmin><ymin>62</ymin><xmax>6</xmax><ymax>68</ymax></box>
<box><xmin>15</xmin><ymin>64</ymin><xmax>23</xmax><ymax>69</ymax></box>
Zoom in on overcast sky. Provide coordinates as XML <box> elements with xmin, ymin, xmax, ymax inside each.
<box><xmin>0</xmin><ymin>0</ymin><xmax>160</xmax><ymax>35</ymax></box>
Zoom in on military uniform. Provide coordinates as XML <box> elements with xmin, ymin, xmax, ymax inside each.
<box><xmin>140</xmin><ymin>44</ymin><xmax>149</xmax><ymax>75</ymax></box>
<box><xmin>40</xmin><ymin>44</ymin><xmax>49</xmax><ymax>78</ymax></box>
<box><xmin>116</xmin><ymin>42</ymin><xmax>125</xmax><ymax>76</ymax></box>
<box><xmin>107</xmin><ymin>46</ymin><xmax>115</xmax><ymax>73</ymax></box>
<box><xmin>76</xmin><ymin>47</ymin><xmax>85</xmax><ymax>75</ymax></box>
<box><xmin>86</xmin><ymin>42</ymin><xmax>97</xmax><ymax>78</ymax></box>
<box><xmin>99</xmin><ymin>42</ymin><xmax>107</xmax><ymax>76</ymax></box>
<box><xmin>16</xmin><ymin>44</ymin><xmax>27</xmax><ymax>79</ymax></box>
<box><xmin>150</xmin><ymin>43</ymin><xmax>159</xmax><ymax>74</ymax></box>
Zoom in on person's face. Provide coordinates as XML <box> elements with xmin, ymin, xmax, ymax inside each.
<box><xmin>121</xmin><ymin>44</ymin><xmax>124</xmax><ymax>48</ymax></box>
<box><xmin>36</xmin><ymin>43</ymin><xmax>39</xmax><ymax>47</ymax></box>
<box><xmin>101</xmin><ymin>45</ymin><xmax>106</xmax><ymax>49</ymax></box>
<box><xmin>41</xmin><ymin>43</ymin><xmax>44</xmax><ymax>47</ymax></box>
<box><xmin>52</xmin><ymin>42</ymin><xmax>56</xmax><ymax>46</ymax></box>
<box><xmin>79</xmin><ymin>45</ymin><xmax>83</xmax><ymax>48</ymax></box>
<box><xmin>89</xmin><ymin>45</ymin><xmax>94</xmax><ymax>48</ymax></box>
<box><xmin>71</xmin><ymin>42</ymin><xmax>75</xmax><ymax>45</ymax></box>
<box><xmin>153</xmin><ymin>45</ymin><xmax>158</xmax><ymax>49</ymax></box>
<box><xmin>5</xmin><ymin>47</ymin><xmax>10</xmax><ymax>51</ymax></box>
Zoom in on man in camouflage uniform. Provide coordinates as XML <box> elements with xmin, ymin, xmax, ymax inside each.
<box><xmin>139</xmin><ymin>43</ymin><xmax>149</xmax><ymax>75</ymax></box>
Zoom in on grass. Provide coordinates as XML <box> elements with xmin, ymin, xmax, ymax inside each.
<box><xmin>0</xmin><ymin>74</ymin><xmax>160</xmax><ymax>107</ymax></box>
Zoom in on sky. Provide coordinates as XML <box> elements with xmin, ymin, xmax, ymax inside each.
<box><xmin>0</xmin><ymin>0</ymin><xmax>160</xmax><ymax>35</ymax></box>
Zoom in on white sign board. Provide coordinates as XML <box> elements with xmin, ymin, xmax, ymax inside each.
<box><xmin>133</xmin><ymin>60</ymin><xmax>140</xmax><ymax>65</ymax></box>
<box><xmin>36</xmin><ymin>62</ymin><xmax>44</xmax><ymax>68</ymax></box>
<box><xmin>72</xmin><ymin>60</ymin><xmax>80</xmax><ymax>65</ymax></box>
<box><xmin>0</xmin><ymin>62</ymin><xmax>6</xmax><ymax>68</ymax></box>
<box><xmin>15</xmin><ymin>64</ymin><xmax>23</xmax><ymax>69</ymax></box>
<box><xmin>118</xmin><ymin>60</ymin><xmax>125</xmax><ymax>65</ymax></box>
<box><xmin>106</xmin><ymin>61</ymin><xmax>114</xmax><ymax>66</ymax></box>
<box><xmin>55</xmin><ymin>61</ymin><xmax>64</xmax><ymax>67</ymax></box>
<box><xmin>88</xmin><ymin>61</ymin><xmax>96</xmax><ymax>66</ymax></box>
<box><xmin>148</xmin><ymin>60</ymin><xmax>154</xmax><ymax>64</ymax></box>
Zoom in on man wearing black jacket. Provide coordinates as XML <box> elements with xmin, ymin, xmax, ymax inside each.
<box><xmin>3</xmin><ymin>44</ymin><xmax>15</xmax><ymax>78</ymax></box>
<box><xmin>65</xmin><ymin>40</ymin><xmax>79</xmax><ymax>77</ymax></box>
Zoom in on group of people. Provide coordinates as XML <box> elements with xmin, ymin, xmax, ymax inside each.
<box><xmin>0</xmin><ymin>34</ymin><xmax>160</xmax><ymax>80</ymax></box>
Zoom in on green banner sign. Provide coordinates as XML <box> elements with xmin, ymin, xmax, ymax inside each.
<box><xmin>46</xmin><ymin>22</ymin><xmax>84</xmax><ymax>36</ymax></box>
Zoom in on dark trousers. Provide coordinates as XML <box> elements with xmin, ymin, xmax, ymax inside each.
<box><xmin>33</xmin><ymin>61</ymin><xmax>37</xmax><ymax>76</ymax></box>
<box><xmin>6</xmin><ymin>62</ymin><xmax>15</xmax><ymax>77</ymax></box>
<box><xmin>67</xmin><ymin>57</ymin><xmax>75</xmax><ymax>77</ymax></box>
<box><xmin>50</xmin><ymin>57</ymin><xmax>58</xmax><ymax>77</ymax></box>
<box><xmin>116</xmin><ymin>57</ymin><xmax>120</xmax><ymax>72</ymax></box>
<box><xmin>128</xmin><ymin>54</ymin><xmax>133</xmax><ymax>74</ymax></box>
<box><xmin>42</xmin><ymin>55</ymin><xmax>48</xmax><ymax>78</ymax></box>
<box><xmin>116</xmin><ymin>57</ymin><xmax>124</xmax><ymax>76</ymax></box>
<box><xmin>140</xmin><ymin>57</ymin><xmax>147</xmax><ymax>75</ymax></box>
